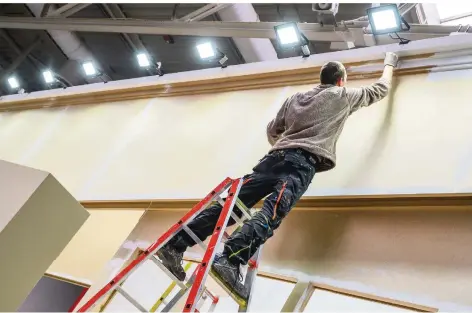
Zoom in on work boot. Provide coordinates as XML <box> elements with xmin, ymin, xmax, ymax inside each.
<box><xmin>156</xmin><ymin>244</ymin><xmax>186</xmax><ymax>281</ymax></box>
<box><xmin>211</xmin><ymin>254</ymin><xmax>249</xmax><ymax>300</ymax></box>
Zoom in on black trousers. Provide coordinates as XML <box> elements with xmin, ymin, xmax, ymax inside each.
<box><xmin>169</xmin><ymin>148</ymin><xmax>316</xmax><ymax>266</ymax></box>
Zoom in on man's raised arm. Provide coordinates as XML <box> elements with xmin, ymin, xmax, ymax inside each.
<box><xmin>346</xmin><ymin>52</ymin><xmax>399</xmax><ymax>114</ymax></box>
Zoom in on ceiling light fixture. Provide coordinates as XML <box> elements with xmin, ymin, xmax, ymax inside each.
<box><xmin>7</xmin><ymin>76</ymin><xmax>19</xmax><ymax>89</ymax></box>
<box><xmin>42</xmin><ymin>70</ymin><xmax>55</xmax><ymax>84</ymax></box>
<box><xmin>82</xmin><ymin>61</ymin><xmax>98</xmax><ymax>77</ymax></box>
<box><xmin>274</xmin><ymin>22</ymin><xmax>311</xmax><ymax>58</ymax></box>
<box><xmin>137</xmin><ymin>53</ymin><xmax>151</xmax><ymax>68</ymax></box>
<box><xmin>196</xmin><ymin>42</ymin><xmax>228</xmax><ymax>68</ymax></box>
<box><xmin>197</xmin><ymin>42</ymin><xmax>215</xmax><ymax>59</ymax></box>
<box><xmin>367</xmin><ymin>4</ymin><xmax>411</xmax><ymax>44</ymax></box>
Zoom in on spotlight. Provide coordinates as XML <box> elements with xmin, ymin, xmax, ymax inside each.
<box><xmin>42</xmin><ymin>70</ymin><xmax>69</xmax><ymax>88</ymax></box>
<box><xmin>196</xmin><ymin>42</ymin><xmax>228</xmax><ymax>68</ymax></box>
<box><xmin>82</xmin><ymin>61</ymin><xmax>98</xmax><ymax>77</ymax></box>
<box><xmin>7</xmin><ymin>76</ymin><xmax>19</xmax><ymax>89</ymax></box>
<box><xmin>136</xmin><ymin>52</ymin><xmax>164</xmax><ymax>76</ymax></box>
<box><xmin>137</xmin><ymin>53</ymin><xmax>151</xmax><ymax>68</ymax></box>
<box><xmin>42</xmin><ymin>70</ymin><xmax>55</xmax><ymax>84</ymax></box>
<box><xmin>367</xmin><ymin>4</ymin><xmax>411</xmax><ymax>44</ymax></box>
<box><xmin>197</xmin><ymin>42</ymin><xmax>215</xmax><ymax>59</ymax></box>
<box><xmin>274</xmin><ymin>22</ymin><xmax>311</xmax><ymax>58</ymax></box>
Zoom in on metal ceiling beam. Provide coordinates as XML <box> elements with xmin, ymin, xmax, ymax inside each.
<box><xmin>399</xmin><ymin>3</ymin><xmax>418</xmax><ymax>16</ymax></box>
<box><xmin>100</xmin><ymin>4</ymin><xmax>154</xmax><ymax>76</ymax></box>
<box><xmin>416</xmin><ymin>3</ymin><xmax>441</xmax><ymax>24</ymax></box>
<box><xmin>0</xmin><ymin>17</ymin><xmax>465</xmax><ymax>44</ymax></box>
<box><xmin>0</xmin><ymin>29</ymin><xmax>42</xmax><ymax>68</ymax></box>
<box><xmin>0</xmin><ymin>38</ymin><xmax>41</xmax><ymax>84</ymax></box>
<box><xmin>185</xmin><ymin>4</ymin><xmax>230</xmax><ymax>22</ymax></box>
<box><xmin>39</xmin><ymin>3</ymin><xmax>51</xmax><ymax>17</ymax></box>
<box><xmin>177</xmin><ymin>4</ymin><xmax>216</xmax><ymax>22</ymax></box>
<box><xmin>46</xmin><ymin>3</ymin><xmax>91</xmax><ymax>18</ymax></box>
<box><xmin>101</xmin><ymin>4</ymin><xmax>146</xmax><ymax>51</ymax></box>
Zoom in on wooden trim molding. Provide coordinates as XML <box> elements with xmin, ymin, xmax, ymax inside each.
<box><xmin>184</xmin><ymin>256</ymin><xmax>436</xmax><ymax>312</ymax></box>
<box><xmin>44</xmin><ymin>272</ymin><xmax>91</xmax><ymax>288</ymax></box>
<box><xmin>0</xmin><ymin>58</ymin><xmax>431</xmax><ymax>113</ymax></box>
<box><xmin>308</xmin><ymin>282</ymin><xmax>438</xmax><ymax>312</ymax></box>
<box><xmin>80</xmin><ymin>193</ymin><xmax>472</xmax><ymax>211</ymax></box>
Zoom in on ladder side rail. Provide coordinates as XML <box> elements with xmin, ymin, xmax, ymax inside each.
<box><xmin>183</xmin><ymin>178</ymin><xmax>244</xmax><ymax>312</ymax></box>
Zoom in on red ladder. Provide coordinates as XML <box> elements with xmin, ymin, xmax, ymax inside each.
<box><xmin>77</xmin><ymin>177</ymin><xmax>262</xmax><ymax>313</ymax></box>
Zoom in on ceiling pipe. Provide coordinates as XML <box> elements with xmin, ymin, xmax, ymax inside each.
<box><xmin>25</xmin><ymin>3</ymin><xmax>109</xmax><ymax>84</ymax></box>
<box><xmin>217</xmin><ymin>4</ymin><xmax>278</xmax><ymax>63</ymax></box>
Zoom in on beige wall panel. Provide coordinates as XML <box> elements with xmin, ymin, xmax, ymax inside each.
<box><xmin>1</xmin><ymin>73</ymin><xmax>472</xmax><ymax>198</ymax></box>
<box><xmin>88</xmin><ymin>89</ymin><xmax>290</xmax><ymax>199</ymax></box>
<box><xmin>47</xmin><ymin>209</ymin><xmax>144</xmax><ymax>283</ymax></box>
<box><xmin>0</xmin><ymin>108</ymin><xmax>64</xmax><ymax>164</ymax></box>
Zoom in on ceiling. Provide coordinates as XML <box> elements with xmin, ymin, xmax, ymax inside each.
<box><xmin>0</xmin><ymin>3</ymin><xmax>436</xmax><ymax>95</ymax></box>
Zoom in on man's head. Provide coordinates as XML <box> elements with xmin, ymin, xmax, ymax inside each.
<box><xmin>320</xmin><ymin>61</ymin><xmax>347</xmax><ymax>87</ymax></box>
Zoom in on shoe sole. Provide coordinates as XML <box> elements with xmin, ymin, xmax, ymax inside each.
<box><xmin>156</xmin><ymin>251</ymin><xmax>186</xmax><ymax>282</ymax></box>
<box><xmin>209</xmin><ymin>267</ymin><xmax>248</xmax><ymax>307</ymax></box>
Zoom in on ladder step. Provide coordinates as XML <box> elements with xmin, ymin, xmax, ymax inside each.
<box><xmin>150</xmin><ymin>255</ymin><xmax>188</xmax><ymax>289</ymax></box>
<box><xmin>209</xmin><ymin>269</ymin><xmax>247</xmax><ymax>307</ymax></box>
<box><xmin>182</xmin><ymin>224</ymin><xmax>208</xmax><ymax>250</ymax></box>
<box><xmin>235</xmin><ymin>199</ymin><xmax>252</xmax><ymax>220</ymax></box>
<box><xmin>216</xmin><ymin>196</ymin><xmax>249</xmax><ymax>227</ymax></box>
<box><xmin>115</xmin><ymin>285</ymin><xmax>148</xmax><ymax>312</ymax></box>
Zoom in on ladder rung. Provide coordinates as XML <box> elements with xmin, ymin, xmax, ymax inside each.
<box><xmin>115</xmin><ymin>285</ymin><xmax>148</xmax><ymax>312</ymax></box>
<box><xmin>235</xmin><ymin>199</ymin><xmax>252</xmax><ymax>220</ymax></box>
<box><xmin>230</xmin><ymin>211</ymin><xmax>244</xmax><ymax>227</ymax></box>
<box><xmin>182</xmin><ymin>224</ymin><xmax>208</xmax><ymax>250</ymax></box>
<box><xmin>150</xmin><ymin>255</ymin><xmax>188</xmax><ymax>289</ymax></box>
<box><xmin>216</xmin><ymin>197</ymin><xmax>247</xmax><ymax>227</ymax></box>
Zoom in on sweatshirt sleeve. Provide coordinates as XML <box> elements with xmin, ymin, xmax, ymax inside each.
<box><xmin>345</xmin><ymin>78</ymin><xmax>391</xmax><ymax>114</ymax></box>
<box><xmin>266</xmin><ymin>96</ymin><xmax>291</xmax><ymax>146</ymax></box>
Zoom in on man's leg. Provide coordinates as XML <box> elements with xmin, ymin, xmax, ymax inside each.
<box><xmin>212</xmin><ymin>151</ymin><xmax>316</xmax><ymax>299</ymax></box>
<box><xmin>157</xmin><ymin>171</ymin><xmax>276</xmax><ymax>281</ymax></box>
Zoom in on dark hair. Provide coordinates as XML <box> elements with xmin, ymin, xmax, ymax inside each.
<box><xmin>320</xmin><ymin>61</ymin><xmax>346</xmax><ymax>85</ymax></box>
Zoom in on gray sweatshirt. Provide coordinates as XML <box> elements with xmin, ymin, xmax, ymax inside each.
<box><xmin>267</xmin><ymin>78</ymin><xmax>391</xmax><ymax>172</ymax></box>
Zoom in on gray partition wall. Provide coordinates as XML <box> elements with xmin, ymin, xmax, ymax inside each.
<box><xmin>18</xmin><ymin>276</ymin><xmax>87</xmax><ymax>312</ymax></box>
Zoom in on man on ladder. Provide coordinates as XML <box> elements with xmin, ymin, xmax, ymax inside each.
<box><xmin>157</xmin><ymin>52</ymin><xmax>399</xmax><ymax>301</ymax></box>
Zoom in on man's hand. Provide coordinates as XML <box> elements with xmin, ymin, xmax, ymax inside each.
<box><xmin>384</xmin><ymin>52</ymin><xmax>399</xmax><ymax>68</ymax></box>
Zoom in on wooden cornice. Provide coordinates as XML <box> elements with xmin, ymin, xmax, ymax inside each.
<box><xmin>80</xmin><ymin>193</ymin><xmax>472</xmax><ymax>211</ymax></box>
<box><xmin>0</xmin><ymin>54</ymin><xmax>433</xmax><ymax>113</ymax></box>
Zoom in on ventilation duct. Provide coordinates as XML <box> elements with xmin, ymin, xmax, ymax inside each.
<box><xmin>218</xmin><ymin>4</ymin><xmax>278</xmax><ymax>63</ymax></box>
